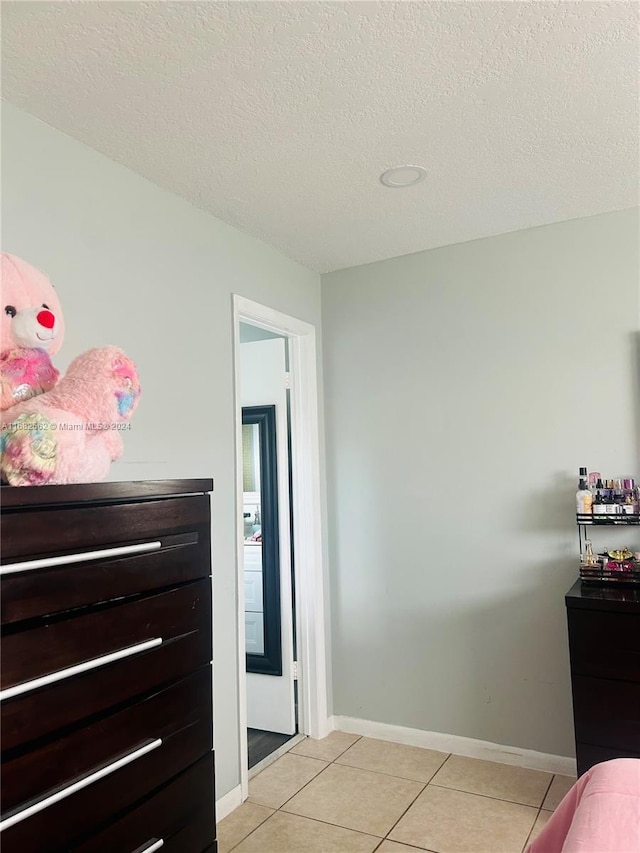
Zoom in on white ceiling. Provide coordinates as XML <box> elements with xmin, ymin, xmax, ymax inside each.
<box><xmin>2</xmin><ymin>1</ymin><xmax>638</xmax><ymax>273</ymax></box>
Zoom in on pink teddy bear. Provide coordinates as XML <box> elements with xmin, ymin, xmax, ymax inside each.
<box><xmin>1</xmin><ymin>253</ymin><xmax>140</xmax><ymax>486</ymax></box>
<box><xmin>1</xmin><ymin>253</ymin><xmax>63</xmax><ymax>410</ymax></box>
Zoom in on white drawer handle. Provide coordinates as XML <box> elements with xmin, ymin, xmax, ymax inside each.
<box><xmin>134</xmin><ymin>840</ymin><xmax>164</xmax><ymax>853</ymax></box>
<box><xmin>0</xmin><ymin>738</ymin><xmax>162</xmax><ymax>832</ymax></box>
<box><xmin>0</xmin><ymin>637</ymin><xmax>162</xmax><ymax>702</ymax></box>
<box><xmin>0</xmin><ymin>541</ymin><xmax>162</xmax><ymax>576</ymax></box>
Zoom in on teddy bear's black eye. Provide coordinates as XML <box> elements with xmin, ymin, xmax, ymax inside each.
<box><xmin>42</xmin><ymin>303</ymin><xmax>50</xmax><ymax>310</ymax></box>
<box><xmin>5</xmin><ymin>305</ymin><xmax>16</xmax><ymax>318</ymax></box>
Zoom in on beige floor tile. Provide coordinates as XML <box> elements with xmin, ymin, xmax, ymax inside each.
<box><xmin>282</xmin><ymin>762</ymin><xmax>424</xmax><ymax>837</ymax></box>
<box><xmin>431</xmin><ymin>755</ymin><xmax>552</xmax><ymax>807</ymax></box>
<box><xmin>527</xmin><ymin>810</ymin><xmax>552</xmax><ymax>845</ymax></box>
<box><xmin>542</xmin><ymin>774</ymin><xmax>576</xmax><ymax>811</ymax></box>
<box><xmin>247</xmin><ymin>753</ymin><xmax>328</xmax><ymax>809</ymax></box>
<box><xmin>290</xmin><ymin>731</ymin><xmax>361</xmax><ymax>762</ymax></box>
<box><xmin>217</xmin><ymin>801</ymin><xmax>274</xmax><ymax>853</ymax></box>
<box><xmin>232</xmin><ymin>811</ymin><xmax>380</xmax><ymax>853</ymax></box>
<box><xmin>390</xmin><ymin>785</ymin><xmax>537</xmax><ymax>853</ymax></box>
<box><xmin>377</xmin><ymin>842</ymin><xmax>433</xmax><ymax>852</ymax></box>
<box><xmin>336</xmin><ymin>736</ymin><xmax>449</xmax><ymax>783</ymax></box>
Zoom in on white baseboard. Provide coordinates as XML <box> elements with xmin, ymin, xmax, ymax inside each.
<box><xmin>216</xmin><ymin>784</ymin><xmax>243</xmax><ymax>822</ymax></box>
<box><xmin>330</xmin><ymin>715</ymin><xmax>577</xmax><ymax>777</ymax></box>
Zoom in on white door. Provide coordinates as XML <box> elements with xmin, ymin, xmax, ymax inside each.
<box><xmin>241</xmin><ymin>338</ymin><xmax>296</xmax><ymax>735</ymax></box>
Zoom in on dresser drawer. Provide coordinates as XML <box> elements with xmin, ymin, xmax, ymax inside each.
<box><xmin>568</xmin><ymin>608</ymin><xmax>640</xmax><ymax>682</ymax></box>
<box><xmin>1</xmin><ymin>579</ymin><xmax>209</xmax><ymax>695</ymax></box>
<box><xmin>90</xmin><ymin>805</ymin><xmax>215</xmax><ymax>853</ymax></box>
<box><xmin>0</xmin><ymin>480</ymin><xmax>215</xmax><ymax>853</ymax></box>
<box><xmin>0</xmin><ymin>495</ymin><xmax>210</xmax><ymax>561</ymax></box>
<box><xmin>0</xmin><ymin>712</ymin><xmax>212</xmax><ymax>852</ymax></box>
<box><xmin>70</xmin><ymin>755</ymin><xmax>215</xmax><ymax>853</ymax></box>
<box><xmin>2</xmin><ymin>666</ymin><xmax>212</xmax><ymax>815</ymax></box>
<box><xmin>162</xmin><ymin>811</ymin><xmax>217</xmax><ymax>853</ymax></box>
<box><xmin>572</xmin><ymin>675</ymin><xmax>640</xmax><ymax>751</ymax></box>
<box><xmin>1</xmin><ymin>532</ymin><xmax>210</xmax><ymax>625</ymax></box>
<box><xmin>2</xmin><ymin>622</ymin><xmax>211</xmax><ymax>751</ymax></box>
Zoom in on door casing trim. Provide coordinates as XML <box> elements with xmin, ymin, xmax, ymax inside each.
<box><xmin>232</xmin><ymin>295</ymin><xmax>329</xmax><ymax>801</ymax></box>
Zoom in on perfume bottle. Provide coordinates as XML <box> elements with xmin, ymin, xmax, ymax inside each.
<box><xmin>582</xmin><ymin>539</ymin><xmax>597</xmax><ymax>567</ymax></box>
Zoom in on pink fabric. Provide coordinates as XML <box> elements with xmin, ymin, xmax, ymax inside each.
<box><xmin>527</xmin><ymin>759</ymin><xmax>640</xmax><ymax>853</ymax></box>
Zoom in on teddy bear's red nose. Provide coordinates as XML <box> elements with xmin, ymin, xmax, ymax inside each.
<box><xmin>37</xmin><ymin>310</ymin><xmax>55</xmax><ymax>330</ymax></box>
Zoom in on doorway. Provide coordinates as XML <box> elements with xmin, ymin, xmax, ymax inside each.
<box><xmin>233</xmin><ymin>296</ymin><xmax>329</xmax><ymax>799</ymax></box>
<box><xmin>240</xmin><ymin>332</ymin><xmax>296</xmax><ymax>767</ymax></box>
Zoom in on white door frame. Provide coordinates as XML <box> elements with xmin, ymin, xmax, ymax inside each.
<box><xmin>232</xmin><ymin>295</ymin><xmax>329</xmax><ymax>800</ymax></box>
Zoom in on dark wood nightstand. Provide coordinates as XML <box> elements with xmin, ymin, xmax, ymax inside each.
<box><xmin>565</xmin><ymin>579</ymin><xmax>640</xmax><ymax>776</ymax></box>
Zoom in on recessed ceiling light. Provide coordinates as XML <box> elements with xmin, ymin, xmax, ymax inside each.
<box><xmin>380</xmin><ymin>165</ymin><xmax>426</xmax><ymax>188</ymax></box>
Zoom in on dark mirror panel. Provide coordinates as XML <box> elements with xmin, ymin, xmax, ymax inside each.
<box><xmin>242</xmin><ymin>406</ymin><xmax>282</xmax><ymax>676</ymax></box>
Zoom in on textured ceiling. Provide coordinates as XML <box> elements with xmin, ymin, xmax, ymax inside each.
<box><xmin>2</xmin><ymin>1</ymin><xmax>639</xmax><ymax>273</ymax></box>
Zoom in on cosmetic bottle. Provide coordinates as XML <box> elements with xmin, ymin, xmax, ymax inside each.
<box><xmin>623</xmin><ymin>479</ymin><xmax>637</xmax><ymax>514</ymax></box>
<box><xmin>623</xmin><ymin>492</ymin><xmax>635</xmax><ymax>516</ymax></box>
<box><xmin>576</xmin><ymin>472</ymin><xmax>593</xmax><ymax>516</ymax></box>
<box><xmin>593</xmin><ymin>491</ymin><xmax>606</xmax><ymax>517</ymax></box>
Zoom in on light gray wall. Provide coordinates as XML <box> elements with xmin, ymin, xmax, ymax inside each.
<box><xmin>1</xmin><ymin>102</ymin><xmax>322</xmax><ymax>797</ymax></box>
<box><xmin>322</xmin><ymin>209</ymin><xmax>639</xmax><ymax>758</ymax></box>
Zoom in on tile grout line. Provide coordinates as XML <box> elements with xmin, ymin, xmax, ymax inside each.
<box><xmin>253</xmin><ymin>751</ymin><xmax>548</xmax><ymax>822</ymax></box>
<box><xmin>372</xmin><ymin>836</ymin><xmax>438</xmax><ymax>853</ymax></box>
<box><xmin>272</xmin><ymin>754</ymin><xmax>337</xmax><ymax>810</ymax></box>
<box><xmin>226</xmin><ymin>737</ymin><xmax>358</xmax><ymax>851</ymax></box>
<box><xmin>246</xmin><ymin>735</ymin><xmax>364</xmax><ymax>814</ymax></box>
<box><xmin>276</xmin><ymin>809</ymin><xmax>386</xmax><ymax>841</ymax></box>
<box><xmin>224</xmin><ymin>808</ymin><xmax>275</xmax><ymax>853</ymax></box>
<box><xmin>382</xmin><ymin>779</ymin><xmax>429</xmax><ymax>841</ymax></box>
<box><xmin>263</xmin><ymin>736</ymin><xmax>438</xmax><ymax>847</ymax></box>
<box><xmin>382</xmin><ymin>755</ymin><xmax>451</xmax><ymax>843</ymax></box>
<box><xmin>520</xmin><ymin>806</ymin><xmax>544</xmax><ymax>853</ymax></box>
<box><xmin>290</xmin><ymin>733</ymin><xmax>364</xmax><ymax>766</ymax></box>
<box><xmin>519</xmin><ymin>772</ymin><xmax>557</xmax><ymax>853</ymax></box>
<box><xmin>252</xmin><ymin>757</ymin><xmax>553</xmax><ymax>809</ymax></box>
<box><xmin>235</xmin><ymin>738</ymin><xmax>557</xmax><ymax>851</ymax></box>
<box><xmin>540</xmin><ymin>772</ymin><xmax>556</xmax><ymax>809</ymax></box>
<box><xmin>428</xmin><ymin>781</ymin><xmax>548</xmax><ymax>809</ymax></box>
<box><xmin>332</xmin><ymin>760</ymin><xmax>452</xmax><ymax>786</ymax></box>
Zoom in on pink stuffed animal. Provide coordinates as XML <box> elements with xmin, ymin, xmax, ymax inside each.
<box><xmin>0</xmin><ymin>348</ymin><xmax>60</xmax><ymax>411</ymax></box>
<box><xmin>1</xmin><ymin>253</ymin><xmax>64</xmax><ymax>410</ymax></box>
<box><xmin>2</xmin><ymin>347</ymin><xmax>140</xmax><ymax>485</ymax></box>
<box><xmin>1</xmin><ymin>254</ymin><xmax>140</xmax><ymax>486</ymax></box>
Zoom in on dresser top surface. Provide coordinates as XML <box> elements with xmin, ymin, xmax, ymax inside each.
<box><xmin>0</xmin><ymin>479</ymin><xmax>213</xmax><ymax>510</ymax></box>
<box><xmin>566</xmin><ymin>578</ymin><xmax>640</xmax><ymax>613</ymax></box>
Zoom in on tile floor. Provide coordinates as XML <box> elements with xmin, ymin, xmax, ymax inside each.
<box><xmin>217</xmin><ymin>732</ymin><xmax>576</xmax><ymax>853</ymax></box>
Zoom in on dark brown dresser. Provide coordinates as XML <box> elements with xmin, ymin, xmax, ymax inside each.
<box><xmin>566</xmin><ymin>579</ymin><xmax>640</xmax><ymax>776</ymax></box>
<box><xmin>0</xmin><ymin>479</ymin><xmax>216</xmax><ymax>853</ymax></box>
